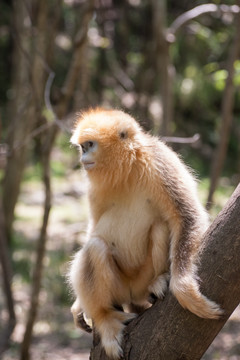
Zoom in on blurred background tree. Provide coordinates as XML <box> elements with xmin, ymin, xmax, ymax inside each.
<box><xmin>0</xmin><ymin>0</ymin><xmax>239</xmax><ymax>359</ymax></box>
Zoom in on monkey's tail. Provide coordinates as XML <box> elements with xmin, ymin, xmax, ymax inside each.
<box><xmin>170</xmin><ymin>271</ymin><xmax>223</xmax><ymax>319</ymax></box>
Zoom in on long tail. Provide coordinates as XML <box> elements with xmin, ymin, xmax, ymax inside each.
<box><xmin>169</xmin><ymin>218</ymin><xmax>223</xmax><ymax>319</ymax></box>
<box><xmin>170</xmin><ymin>270</ymin><xmax>223</xmax><ymax>319</ymax></box>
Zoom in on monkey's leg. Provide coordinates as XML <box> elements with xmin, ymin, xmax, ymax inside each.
<box><xmin>79</xmin><ymin>238</ymin><xmax>136</xmax><ymax>359</ymax></box>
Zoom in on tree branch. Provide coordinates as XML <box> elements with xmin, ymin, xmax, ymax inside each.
<box><xmin>162</xmin><ymin>133</ymin><xmax>200</xmax><ymax>144</ymax></box>
<box><xmin>90</xmin><ymin>183</ymin><xmax>240</xmax><ymax>359</ymax></box>
<box><xmin>168</xmin><ymin>4</ymin><xmax>240</xmax><ymax>38</ymax></box>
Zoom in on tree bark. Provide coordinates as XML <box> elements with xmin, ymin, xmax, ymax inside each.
<box><xmin>90</xmin><ymin>183</ymin><xmax>240</xmax><ymax>359</ymax></box>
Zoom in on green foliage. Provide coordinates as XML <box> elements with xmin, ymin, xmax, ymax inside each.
<box><xmin>233</xmin><ymin>60</ymin><xmax>240</xmax><ymax>86</ymax></box>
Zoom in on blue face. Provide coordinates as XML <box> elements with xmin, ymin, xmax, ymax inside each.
<box><xmin>80</xmin><ymin>140</ymin><xmax>98</xmax><ymax>170</ymax></box>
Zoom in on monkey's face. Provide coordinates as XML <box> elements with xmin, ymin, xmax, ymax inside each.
<box><xmin>71</xmin><ymin>108</ymin><xmax>141</xmax><ymax>177</ymax></box>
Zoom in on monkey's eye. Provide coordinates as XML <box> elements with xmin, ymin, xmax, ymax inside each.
<box><xmin>119</xmin><ymin>131</ymin><xmax>128</xmax><ymax>140</ymax></box>
<box><xmin>88</xmin><ymin>141</ymin><xmax>94</xmax><ymax>148</ymax></box>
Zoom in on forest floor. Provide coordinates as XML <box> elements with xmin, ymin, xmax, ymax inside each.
<box><xmin>0</xmin><ymin>149</ymin><xmax>239</xmax><ymax>360</ymax></box>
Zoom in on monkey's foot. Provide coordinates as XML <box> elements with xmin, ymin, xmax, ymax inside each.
<box><xmin>148</xmin><ymin>273</ymin><xmax>170</xmax><ymax>300</ymax></box>
<box><xmin>123</xmin><ymin>311</ymin><xmax>138</xmax><ymax>325</ymax></box>
<box><xmin>98</xmin><ymin>311</ymin><xmax>136</xmax><ymax>359</ymax></box>
<box><xmin>119</xmin><ymin>311</ymin><xmax>137</xmax><ymax>324</ymax></box>
<box><xmin>101</xmin><ymin>329</ymin><xmax>124</xmax><ymax>359</ymax></box>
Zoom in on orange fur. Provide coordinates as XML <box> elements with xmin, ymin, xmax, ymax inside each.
<box><xmin>69</xmin><ymin>108</ymin><xmax>222</xmax><ymax>359</ymax></box>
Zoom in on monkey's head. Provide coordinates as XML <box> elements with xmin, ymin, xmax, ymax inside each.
<box><xmin>71</xmin><ymin>108</ymin><xmax>146</xmax><ymax>186</ymax></box>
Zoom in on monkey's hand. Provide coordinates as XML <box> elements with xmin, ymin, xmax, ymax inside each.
<box><xmin>71</xmin><ymin>298</ymin><xmax>93</xmax><ymax>333</ymax></box>
<box><xmin>76</xmin><ymin>312</ymin><xmax>93</xmax><ymax>333</ymax></box>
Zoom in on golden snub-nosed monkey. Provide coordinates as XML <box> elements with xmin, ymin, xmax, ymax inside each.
<box><xmin>68</xmin><ymin>108</ymin><xmax>222</xmax><ymax>359</ymax></box>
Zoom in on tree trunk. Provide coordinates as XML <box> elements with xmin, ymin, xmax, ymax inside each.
<box><xmin>152</xmin><ymin>0</ymin><xmax>174</xmax><ymax>136</ymax></box>
<box><xmin>20</xmin><ymin>129</ymin><xmax>53</xmax><ymax>360</ymax></box>
<box><xmin>0</xmin><ymin>200</ymin><xmax>16</xmax><ymax>355</ymax></box>
<box><xmin>90</xmin><ymin>183</ymin><xmax>240</xmax><ymax>359</ymax></box>
<box><xmin>2</xmin><ymin>0</ymin><xmax>50</xmax><ymax>240</ymax></box>
<box><xmin>207</xmin><ymin>5</ymin><xmax>240</xmax><ymax>209</ymax></box>
<box><xmin>57</xmin><ymin>0</ymin><xmax>95</xmax><ymax>119</ymax></box>
<box><xmin>3</xmin><ymin>0</ymin><xmax>36</xmax><ymax>240</ymax></box>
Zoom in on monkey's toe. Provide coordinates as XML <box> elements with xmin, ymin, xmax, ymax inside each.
<box><xmin>148</xmin><ymin>293</ymin><xmax>158</xmax><ymax>304</ymax></box>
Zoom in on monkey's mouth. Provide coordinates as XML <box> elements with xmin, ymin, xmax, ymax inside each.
<box><xmin>82</xmin><ymin>162</ymin><xmax>95</xmax><ymax>170</ymax></box>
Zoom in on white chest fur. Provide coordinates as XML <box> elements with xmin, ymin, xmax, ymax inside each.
<box><xmin>92</xmin><ymin>193</ymin><xmax>154</xmax><ymax>266</ymax></box>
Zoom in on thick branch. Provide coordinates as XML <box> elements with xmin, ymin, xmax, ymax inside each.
<box><xmin>90</xmin><ymin>183</ymin><xmax>240</xmax><ymax>359</ymax></box>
